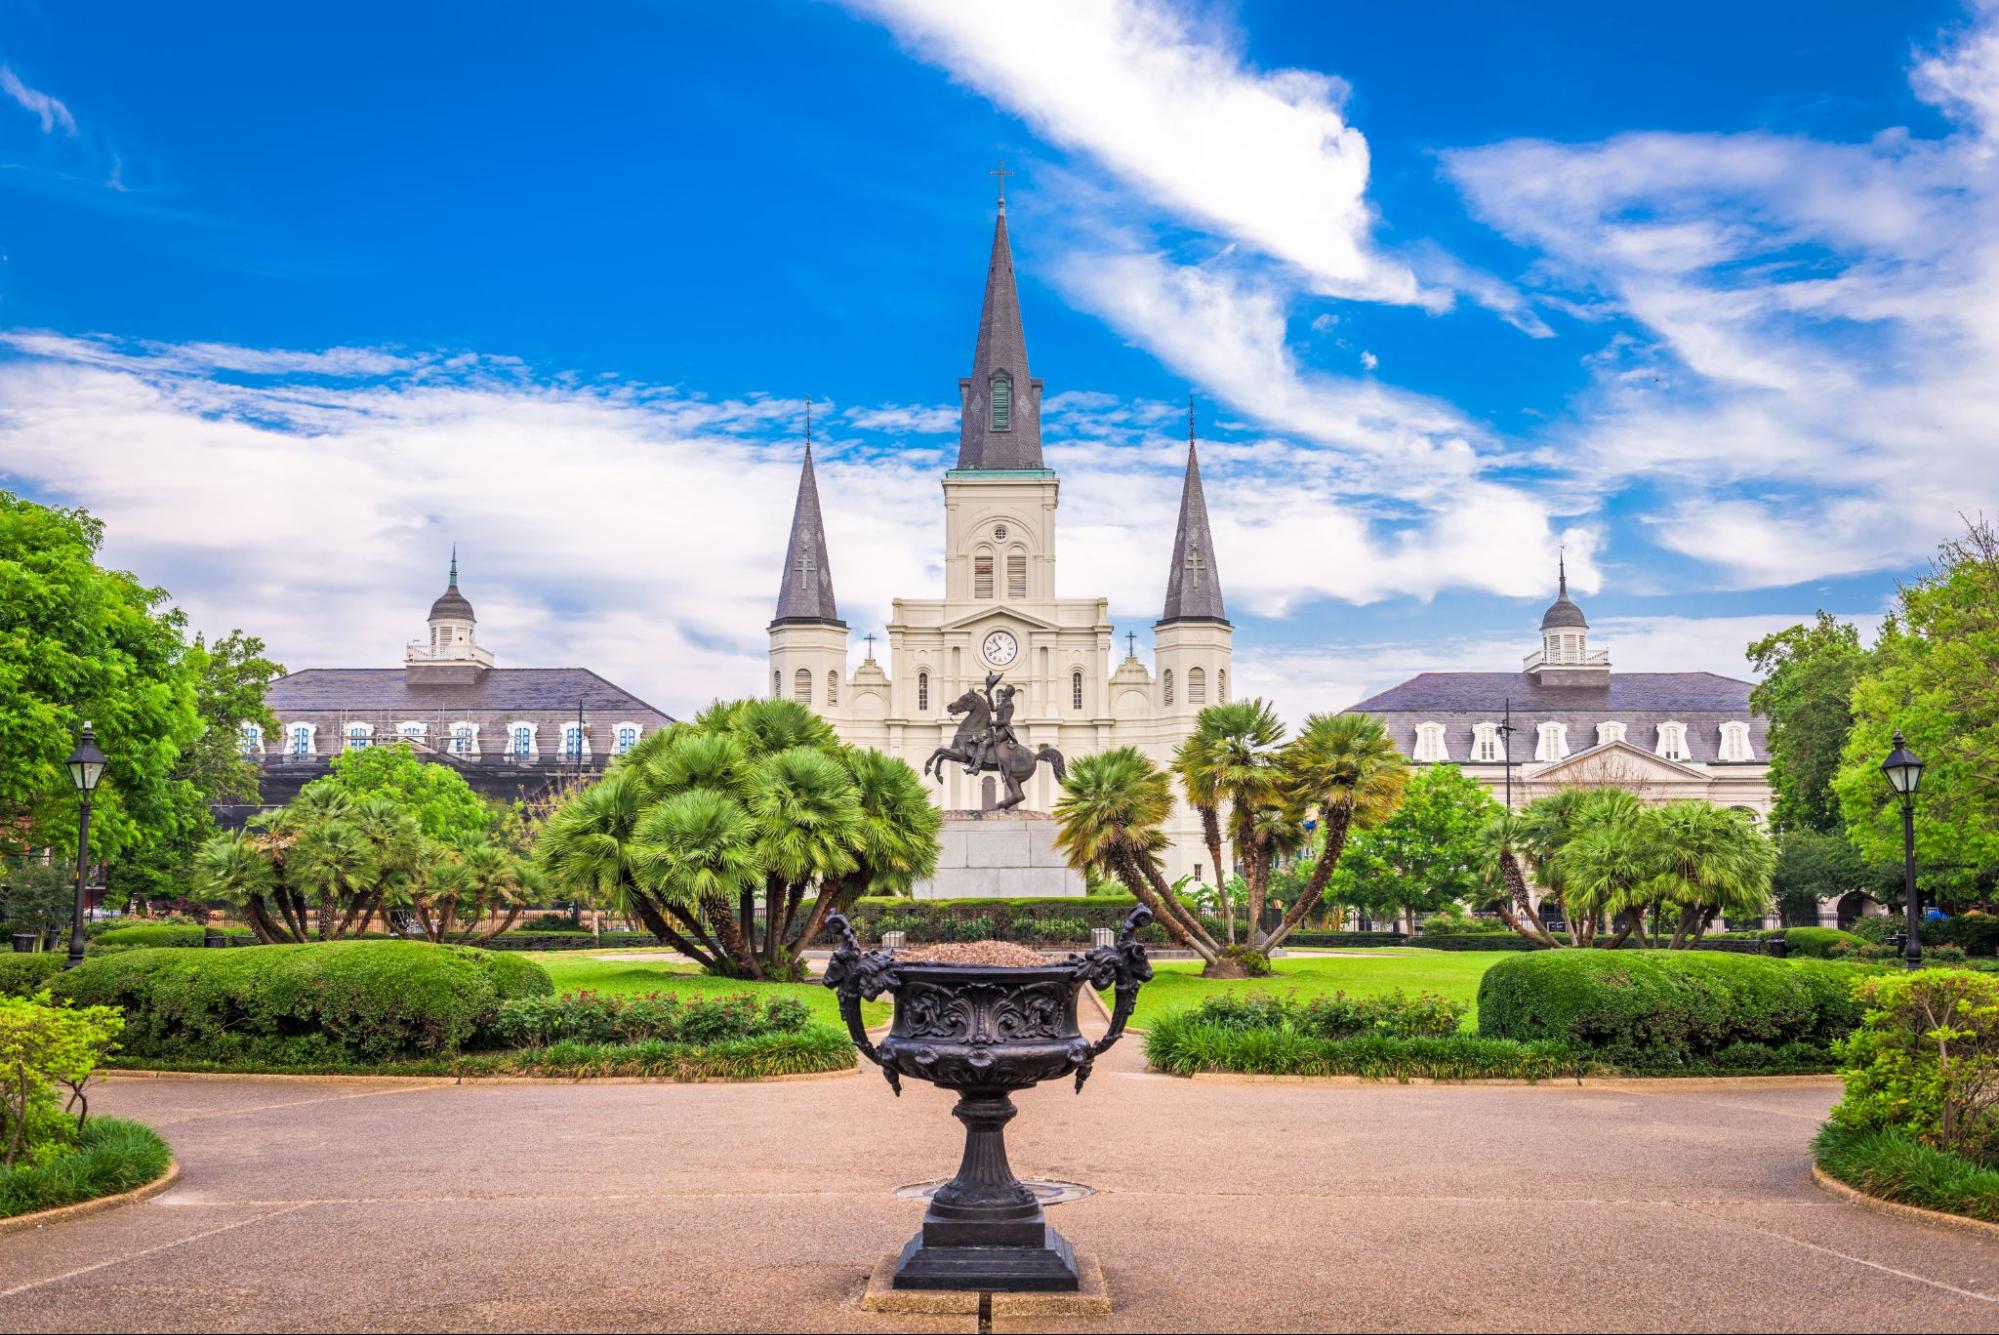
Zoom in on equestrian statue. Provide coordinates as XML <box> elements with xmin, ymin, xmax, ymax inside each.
<box><xmin>923</xmin><ymin>671</ymin><xmax>1066</xmax><ymax>811</ymax></box>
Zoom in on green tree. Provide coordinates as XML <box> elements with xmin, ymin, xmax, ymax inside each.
<box><xmin>1270</xmin><ymin>713</ymin><xmax>1409</xmax><ymax>950</ymax></box>
<box><xmin>304</xmin><ymin>744</ymin><xmax>497</xmax><ymax>845</ymax></box>
<box><xmin>1771</xmin><ymin>828</ymin><xmax>1897</xmax><ymax>924</ymax></box>
<box><xmin>1648</xmin><ymin>800</ymin><xmax>1776</xmax><ymax>946</ymax></box>
<box><xmin>1326</xmin><ymin>764</ymin><xmax>1500</xmax><ymax>929</ymax></box>
<box><xmin>1748</xmin><ymin>612</ymin><xmax>1871</xmax><ymax>834</ymax></box>
<box><xmin>1172</xmin><ymin>699</ymin><xmax>1286</xmax><ymax>945</ymax></box>
<box><xmin>0</xmin><ymin>492</ymin><xmax>203</xmax><ymax>874</ymax></box>
<box><xmin>1836</xmin><ymin>519</ymin><xmax>1999</xmax><ymax>904</ymax></box>
<box><xmin>178</xmin><ymin>630</ymin><xmax>285</xmax><ymax>811</ymax></box>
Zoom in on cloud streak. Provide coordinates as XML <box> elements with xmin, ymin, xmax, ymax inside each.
<box><xmin>0</xmin><ymin>65</ymin><xmax>76</xmax><ymax>137</ymax></box>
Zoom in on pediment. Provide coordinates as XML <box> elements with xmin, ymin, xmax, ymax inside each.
<box><xmin>939</xmin><ymin>606</ymin><xmax>1063</xmax><ymax>634</ymax></box>
<box><xmin>1526</xmin><ymin>739</ymin><xmax>1709</xmax><ymax>785</ymax></box>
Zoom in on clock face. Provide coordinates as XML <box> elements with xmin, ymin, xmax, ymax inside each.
<box><xmin>981</xmin><ymin>629</ymin><xmax>1020</xmax><ymax>667</ymax></box>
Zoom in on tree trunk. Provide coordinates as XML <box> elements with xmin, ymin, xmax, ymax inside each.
<box><xmin>1138</xmin><ymin>856</ymin><xmax>1219</xmax><ymax>956</ymax></box>
<box><xmin>1111</xmin><ymin>848</ymin><xmax>1217</xmax><ymax>963</ymax></box>
<box><xmin>787</xmin><ymin>879</ymin><xmax>846</xmax><ymax>952</ymax></box>
<box><xmin>1261</xmin><ymin>805</ymin><xmax>1360</xmax><ymax>951</ymax></box>
<box><xmin>469</xmin><ymin>904</ymin><xmax>525</xmax><ymax>947</ymax></box>
<box><xmin>1492</xmin><ymin>851</ymin><xmax>1559</xmax><ymax>947</ymax></box>
<box><xmin>1199</xmin><ymin>805</ymin><xmax>1232</xmax><ymax>946</ymax></box>
<box><xmin>626</xmin><ymin>892</ymin><xmax>723</xmax><ymax>970</ymax></box>
<box><xmin>1667</xmin><ymin>904</ymin><xmax>1700</xmax><ymax>950</ymax></box>
<box><xmin>707</xmin><ymin>894</ymin><xmax>763</xmax><ymax>980</ymax></box>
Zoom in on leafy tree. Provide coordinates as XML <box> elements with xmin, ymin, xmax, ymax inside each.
<box><xmin>1771</xmin><ymin>828</ymin><xmax>1898</xmax><ymax>924</ymax></box>
<box><xmin>407</xmin><ymin>839</ymin><xmax>544</xmax><ymax>945</ymax></box>
<box><xmin>1</xmin><ymin>862</ymin><xmax>75</xmax><ymax>935</ymax></box>
<box><xmin>536</xmin><ymin>698</ymin><xmax>940</xmax><ymax>980</ymax></box>
<box><xmin>177</xmin><ymin>630</ymin><xmax>284</xmax><ymax>810</ymax></box>
<box><xmin>1748</xmin><ymin>612</ymin><xmax>1871</xmax><ymax>835</ymax></box>
<box><xmin>0</xmin><ymin>492</ymin><xmax>203</xmax><ymax>874</ymax></box>
<box><xmin>1325</xmin><ymin>764</ymin><xmax>1499</xmax><ymax>928</ymax></box>
<box><xmin>304</xmin><ymin>744</ymin><xmax>497</xmax><ymax>845</ymax></box>
<box><xmin>1835</xmin><ymin>519</ymin><xmax>1999</xmax><ymax>904</ymax></box>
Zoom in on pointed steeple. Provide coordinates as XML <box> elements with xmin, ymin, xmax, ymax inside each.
<box><xmin>1159</xmin><ymin>395</ymin><xmax>1228</xmax><ymax>625</ymax></box>
<box><xmin>771</xmin><ymin>404</ymin><xmax>843</xmax><ymax>627</ymax></box>
<box><xmin>956</xmin><ymin>195</ymin><xmax>1044</xmax><ymax>470</ymax></box>
<box><xmin>429</xmin><ymin>545</ymin><xmax>474</xmax><ymax>622</ymax></box>
<box><xmin>1540</xmin><ymin>550</ymin><xmax>1587</xmax><ymax>630</ymax></box>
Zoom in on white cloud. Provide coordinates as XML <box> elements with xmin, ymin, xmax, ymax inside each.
<box><xmin>1440</xmin><ymin>3</ymin><xmax>1999</xmax><ymax>587</ymax></box>
<box><xmin>843</xmin><ymin>403</ymin><xmax>957</xmax><ymax>434</ymax></box>
<box><xmin>0</xmin><ymin>65</ymin><xmax>76</xmax><ymax>137</ymax></box>
<box><xmin>847</xmin><ymin>0</ymin><xmax>1429</xmax><ymax>307</ymax></box>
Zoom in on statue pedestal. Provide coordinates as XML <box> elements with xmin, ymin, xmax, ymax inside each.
<box><xmin>913</xmin><ymin>811</ymin><xmax>1084</xmax><ymax>900</ymax></box>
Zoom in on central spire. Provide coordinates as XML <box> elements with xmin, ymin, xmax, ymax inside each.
<box><xmin>956</xmin><ymin>197</ymin><xmax>1044</xmax><ymax>470</ymax></box>
<box><xmin>772</xmin><ymin>402</ymin><xmax>843</xmax><ymax>627</ymax></box>
<box><xmin>1159</xmin><ymin>394</ymin><xmax>1228</xmax><ymax>626</ymax></box>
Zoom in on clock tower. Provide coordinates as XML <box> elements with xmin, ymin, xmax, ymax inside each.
<box><xmin>764</xmin><ymin>190</ymin><xmax>1230</xmax><ymax>882</ymax></box>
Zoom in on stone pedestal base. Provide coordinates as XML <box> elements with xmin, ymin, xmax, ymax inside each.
<box><xmin>858</xmin><ymin>1250</ymin><xmax>1111</xmax><ymax>1316</ymax></box>
<box><xmin>913</xmin><ymin>811</ymin><xmax>1084</xmax><ymax>900</ymax></box>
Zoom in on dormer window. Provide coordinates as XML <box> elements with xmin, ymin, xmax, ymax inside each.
<box><xmin>1717</xmin><ymin>721</ymin><xmax>1754</xmax><ymax>762</ymax></box>
<box><xmin>1656</xmin><ymin>721</ymin><xmax>1689</xmax><ymax>762</ymax></box>
<box><xmin>238</xmin><ymin>723</ymin><xmax>263</xmax><ymax>756</ymax></box>
<box><xmin>288</xmin><ymin>724</ymin><xmax>315</xmax><ymax>758</ymax></box>
<box><xmin>614</xmin><ymin>723</ymin><xmax>640</xmax><ymax>755</ymax></box>
<box><xmin>450</xmin><ymin>722</ymin><xmax>478</xmax><ymax>756</ymax></box>
<box><xmin>1596</xmin><ymin>721</ymin><xmax>1626</xmax><ymax>747</ymax></box>
<box><xmin>509</xmin><ymin>722</ymin><xmax>537</xmax><ymax>761</ymax></box>
<box><xmin>1472</xmin><ymin>722</ymin><xmax>1502</xmax><ymax>763</ymax></box>
<box><xmin>989</xmin><ymin>372</ymin><xmax>1013</xmax><ymax>431</ymax></box>
<box><xmin>1412</xmin><ymin>722</ymin><xmax>1449</xmax><ymax>763</ymax></box>
<box><xmin>346</xmin><ymin>722</ymin><xmax>373</xmax><ymax>752</ymax></box>
<box><xmin>1534</xmin><ymin>721</ymin><xmax>1569</xmax><ymax>762</ymax></box>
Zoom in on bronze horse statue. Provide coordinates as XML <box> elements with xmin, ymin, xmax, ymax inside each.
<box><xmin>923</xmin><ymin>685</ymin><xmax>1066</xmax><ymax>811</ymax></box>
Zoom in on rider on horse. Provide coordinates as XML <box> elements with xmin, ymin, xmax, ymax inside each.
<box><xmin>964</xmin><ymin>673</ymin><xmax>1019</xmax><ymax>774</ymax></box>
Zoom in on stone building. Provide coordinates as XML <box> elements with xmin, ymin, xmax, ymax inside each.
<box><xmin>232</xmin><ymin>554</ymin><xmax>674</xmax><ymax>824</ymax></box>
<box><xmin>765</xmin><ymin>197</ymin><xmax>1230</xmax><ymax>884</ymax></box>
<box><xmin>1348</xmin><ymin>565</ymin><xmax>1793</xmax><ymax>927</ymax></box>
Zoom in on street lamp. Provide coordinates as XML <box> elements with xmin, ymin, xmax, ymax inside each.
<box><xmin>1880</xmin><ymin>730</ymin><xmax>1925</xmax><ymax>972</ymax></box>
<box><xmin>64</xmin><ymin>722</ymin><xmax>107</xmax><ymax>971</ymax></box>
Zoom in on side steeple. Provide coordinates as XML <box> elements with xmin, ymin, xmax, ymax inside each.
<box><xmin>771</xmin><ymin>404</ymin><xmax>844</xmax><ymax>628</ymax></box>
<box><xmin>956</xmin><ymin>182</ymin><xmax>1044</xmax><ymax>470</ymax></box>
<box><xmin>1158</xmin><ymin>395</ymin><xmax>1228</xmax><ymax>625</ymax></box>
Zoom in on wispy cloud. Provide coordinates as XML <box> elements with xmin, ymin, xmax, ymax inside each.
<box><xmin>0</xmin><ymin>64</ymin><xmax>76</xmax><ymax>137</ymax></box>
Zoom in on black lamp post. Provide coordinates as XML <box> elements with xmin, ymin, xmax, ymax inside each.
<box><xmin>1879</xmin><ymin>730</ymin><xmax>1925</xmax><ymax>971</ymax></box>
<box><xmin>64</xmin><ymin>723</ymin><xmax>109</xmax><ymax>970</ymax></box>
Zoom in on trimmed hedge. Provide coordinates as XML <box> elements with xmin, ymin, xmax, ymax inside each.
<box><xmin>477</xmin><ymin>931</ymin><xmax>663</xmax><ymax>952</ymax></box>
<box><xmin>0</xmin><ymin>1117</ymin><xmax>172</xmax><ymax>1220</ymax></box>
<box><xmin>839</xmin><ymin>895</ymin><xmax>1151</xmax><ymax>945</ymax></box>
<box><xmin>1273</xmin><ymin>931</ymin><xmax>1409</xmax><ymax>948</ymax></box>
<box><xmin>1779</xmin><ymin>927</ymin><xmax>1862</xmax><ymax>958</ymax></box>
<box><xmin>92</xmin><ymin>923</ymin><xmax>255</xmax><ymax>951</ymax></box>
<box><xmin>1477</xmin><ymin>949</ymin><xmax>1873</xmax><ymax>1071</ymax></box>
<box><xmin>54</xmin><ymin>941</ymin><xmax>554</xmax><ymax>1065</ymax></box>
<box><xmin>1924</xmin><ymin>914</ymin><xmax>1999</xmax><ymax>957</ymax></box>
<box><xmin>0</xmin><ymin>952</ymin><xmax>61</xmax><ymax>997</ymax></box>
<box><xmin>1144</xmin><ymin>1017</ymin><xmax>1583</xmax><ymax>1081</ymax></box>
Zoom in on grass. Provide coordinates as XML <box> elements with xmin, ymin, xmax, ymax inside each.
<box><xmin>0</xmin><ymin>1118</ymin><xmax>172</xmax><ymax>1219</ymax></box>
<box><xmin>1104</xmin><ymin>950</ymin><xmax>1507</xmax><ymax>1031</ymax></box>
<box><xmin>536</xmin><ymin>953</ymin><xmax>889</xmax><ymax>1028</ymax></box>
<box><xmin>1813</xmin><ymin>1122</ymin><xmax>1999</xmax><ymax>1224</ymax></box>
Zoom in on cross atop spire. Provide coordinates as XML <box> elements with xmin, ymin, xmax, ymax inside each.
<box><xmin>1159</xmin><ymin>395</ymin><xmax>1228</xmax><ymax>626</ymax></box>
<box><xmin>955</xmin><ymin>191</ymin><xmax>1044</xmax><ymax>470</ymax></box>
<box><xmin>989</xmin><ymin>156</ymin><xmax>1012</xmax><ymax>209</ymax></box>
<box><xmin>771</xmin><ymin>426</ymin><xmax>843</xmax><ymax>629</ymax></box>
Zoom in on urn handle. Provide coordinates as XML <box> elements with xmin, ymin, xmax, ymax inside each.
<box><xmin>1076</xmin><ymin>906</ymin><xmax>1154</xmax><ymax>1067</ymax></box>
<box><xmin>822</xmin><ymin>912</ymin><xmax>901</xmax><ymax>1096</ymax></box>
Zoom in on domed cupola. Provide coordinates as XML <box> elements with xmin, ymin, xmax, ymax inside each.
<box><xmin>1526</xmin><ymin>554</ymin><xmax>1609</xmax><ymax>687</ymax></box>
<box><xmin>407</xmin><ymin>546</ymin><xmax>495</xmax><ymax>685</ymax></box>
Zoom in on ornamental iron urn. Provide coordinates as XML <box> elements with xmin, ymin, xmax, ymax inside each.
<box><xmin>824</xmin><ymin>906</ymin><xmax>1153</xmax><ymax>1291</ymax></box>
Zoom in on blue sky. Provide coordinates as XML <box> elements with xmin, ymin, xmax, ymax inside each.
<box><xmin>2</xmin><ymin>0</ymin><xmax>1994</xmax><ymax>722</ymax></box>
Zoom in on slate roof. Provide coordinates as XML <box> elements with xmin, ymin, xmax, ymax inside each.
<box><xmin>1349</xmin><ymin>671</ymin><xmax>1765</xmax><ymax>766</ymax></box>
<box><xmin>1158</xmin><ymin>413</ymin><xmax>1227</xmax><ymax>625</ymax></box>
<box><xmin>267</xmin><ymin>668</ymin><xmax>673</xmax><ymax>720</ymax></box>
<box><xmin>771</xmin><ymin>443</ymin><xmax>842</xmax><ymax>626</ymax></box>
<box><xmin>957</xmin><ymin>205</ymin><xmax>1043</xmax><ymax>470</ymax></box>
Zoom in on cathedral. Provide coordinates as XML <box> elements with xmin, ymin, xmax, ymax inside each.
<box><xmin>766</xmin><ymin>198</ymin><xmax>1228</xmax><ymax>883</ymax></box>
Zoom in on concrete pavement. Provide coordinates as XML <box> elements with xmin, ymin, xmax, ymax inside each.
<box><xmin>1</xmin><ymin>1041</ymin><xmax>1994</xmax><ymax>1332</ymax></box>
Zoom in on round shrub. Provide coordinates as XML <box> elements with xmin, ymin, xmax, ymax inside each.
<box><xmin>92</xmin><ymin>923</ymin><xmax>254</xmax><ymax>951</ymax></box>
<box><xmin>1782</xmin><ymin>927</ymin><xmax>1862</xmax><ymax>958</ymax></box>
<box><xmin>0</xmin><ymin>953</ymin><xmax>62</xmax><ymax>998</ymax></box>
<box><xmin>1476</xmin><ymin>949</ymin><xmax>1871</xmax><ymax>1071</ymax></box>
<box><xmin>54</xmin><ymin>940</ymin><xmax>553</xmax><ymax>1065</ymax></box>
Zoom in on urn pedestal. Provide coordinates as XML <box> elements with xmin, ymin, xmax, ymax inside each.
<box><xmin>824</xmin><ymin>907</ymin><xmax>1152</xmax><ymax>1292</ymax></box>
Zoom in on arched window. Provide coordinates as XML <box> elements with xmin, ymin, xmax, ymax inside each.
<box><xmin>1656</xmin><ymin>721</ymin><xmax>1689</xmax><ymax>762</ymax></box>
<box><xmin>990</xmin><ymin>371</ymin><xmax>1012</xmax><ymax>431</ymax></box>
<box><xmin>793</xmin><ymin>668</ymin><xmax>812</xmax><ymax>704</ymax></box>
<box><xmin>238</xmin><ymin>723</ymin><xmax>263</xmax><ymax>756</ymax></box>
<box><xmin>1218</xmin><ymin>669</ymin><xmax>1228</xmax><ymax>703</ymax></box>
<box><xmin>1188</xmin><ymin>666</ymin><xmax>1207</xmax><ymax>704</ymax></box>
<box><xmin>561</xmin><ymin>723</ymin><xmax>586</xmax><ymax>762</ymax></box>
<box><xmin>917</xmin><ymin>671</ymin><xmax>929</xmax><ymax>712</ymax></box>
<box><xmin>1717</xmin><ymin>721</ymin><xmax>1754</xmax><ymax>762</ymax></box>
<box><xmin>345</xmin><ymin>722</ymin><xmax>372</xmax><ymax>752</ymax></box>
<box><xmin>289</xmin><ymin>724</ymin><xmax>314</xmax><ymax>758</ymax></box>
<box><xmin>1163</xmin><ymin>669</ymin><xmax>1175</xmax><ymax>706</ymax></box>
<box><xmin>827</xmin><ymin>670</ymin><xmax>839</xmax><ymax>706</ymax></box>
<box><xmin>974</xmin><ymin>551</ymin><xmax>995</xmax><ymax>599</ymax></box>
<box><xmin>1072</xmin><ymin>671</ymin><xmax>1084</xmax><ymax>711</ymax></box>
<box><xmin>1007</xmin><ymin>551</ymin><xmax>1027</xmax><ymax>599</ymax></box>
<box><xmin>1472</xmin><ymin>722</ymin><xmax>1502</xmax><ymax>763</ymax></box>
<box><xmin>773</xmin><ymin>670</ymin><xmax>782</xmax><ymax>699</ymax></box>
<box><xmin>1534</xmin><ymin>721</ymin><xmax>1569</xmax><ymax>762</ymax></box>
<box><xmin>450</xmin><ymin>722</ymin><xmax>477</xmax><ymax>756</ymax></box>
<box><xmin>1596</xmin><ymin>721</ymin><xmax>1627</xmax><ymax>747</ymax></box>
<box><xmin>1413</xmin><ymin>722</ymin><xmax>1449</xmax><ymax>763</ymax></box>
<box><xmin>615</xmin><ymin>724</ymin><xmax>640</xmax><ymax>754</ymax></box>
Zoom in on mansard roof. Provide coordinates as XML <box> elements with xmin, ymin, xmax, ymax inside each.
<box><xmin>268</xmin><ymin>668</ymin><xmax>673</xmax><ymax>721</ymax></box>
<box><xmin>956</xmin><ymin>205</ymin><xmax>1043</xmax><ymax>470</ymax></box>
<box><xmin>1353</xmin><ymin>670</ymin><xmax>1752</xmax><ymax>715</ymax></box>
<box><xmin>771</xmin><ymin>443</ymin><xmax>843</xmax><ymax>626</ymax></box>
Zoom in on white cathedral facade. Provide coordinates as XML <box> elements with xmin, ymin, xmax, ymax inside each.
<box><xmin>766</xmin><ymin>200</ymin><xmax>1227</xmax><ymax>883</ymax></box>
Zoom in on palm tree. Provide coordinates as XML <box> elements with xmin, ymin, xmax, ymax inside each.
<box><xmin>287</xmin><ymin>817</ymin><xmax>376</xmax><ymax>940</ymax></box>
<box><xmin>1054</xmin><ymin>747</ymin><xmax>1221</xmax><ymax>966</ymax></box>
<box><xmin>1554</xmin><ymin>811</ymin><xmax>1662</xmax><ymax>947</ymax></box>
<box><xmin>1174</xmin><ymin>699</ymin><xmax>1286</xmax><ymax>946</ymax></box>
<box><xmin>786</xmin><ymin>746</ymin><xmax>942</xmax><ymax>952</ymax></box>
<box><xmin>1649</xmin><ymin>801</ymin><xmax>1775</xmax><ymax>946</ymax></box>
<box><xmin>741</xmin><ymin>745</ymin><xmax>861</xmax><ymax>975</ymax></box>
<box><xmin>633</xmin><ymin>788</ymin><xmax>764</xmax><ymax>977</ymax></box>
<box><xmin>1268</xmin><ymin>713</ymin><xmax>1408</xmax><ymax>951</ymax></box>
<box><xmin>1479</xmin><ymin>810</ymin><xmax>1559</xmax><ymax>946</ymax></box>
<box><xmin>192</xmin><ymin>828</ymin><xmax>281</xmax><ymax>942</ymax></box>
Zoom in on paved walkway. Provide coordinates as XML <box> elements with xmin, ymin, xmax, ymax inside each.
<box><xmin>2</xmin><ymin>1037</ymin><xmax>1995</xmax><ymax>1332</ymax></box>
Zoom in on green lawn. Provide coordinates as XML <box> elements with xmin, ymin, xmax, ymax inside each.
<box><xmin>536</xmin><ymin>952</ymin><xmax>888</xmax><ymax>1028</ymax></box>
<box><xmin>1101</xmin><ymin>950</ymin><xmax>1508</xmax><ymax>1031</ymax></box>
